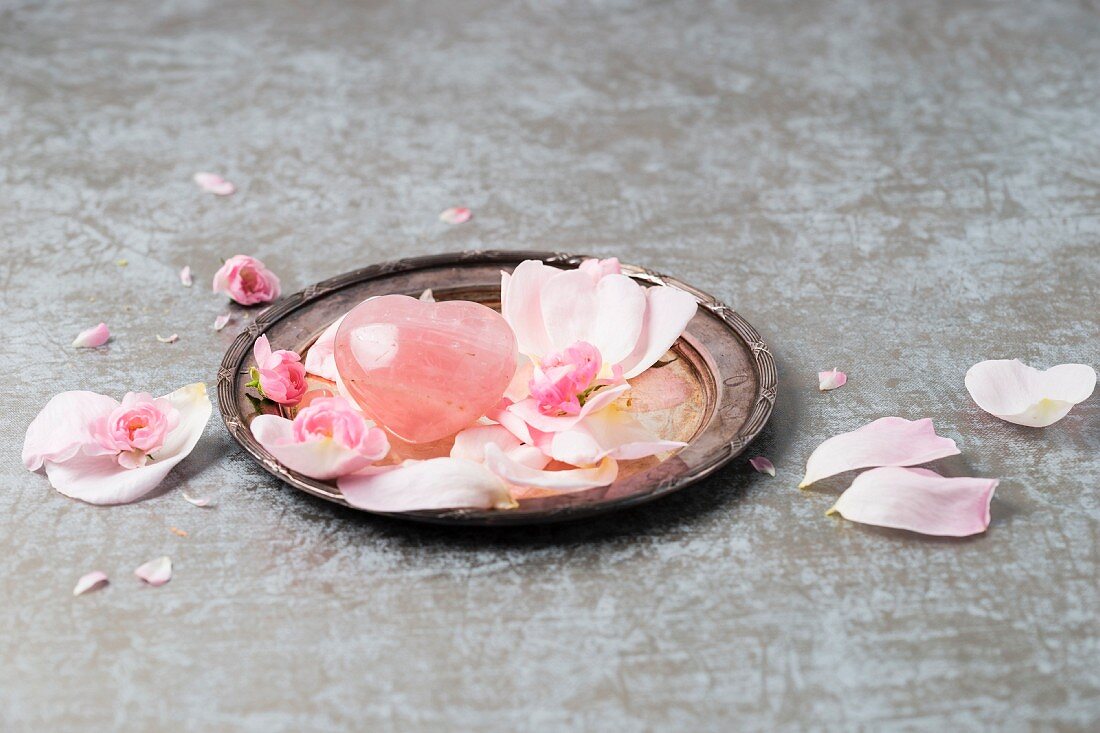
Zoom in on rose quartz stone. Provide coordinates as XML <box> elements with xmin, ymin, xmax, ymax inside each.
<box><xmin>333</xmin><ymin>294</ymin><xmax>517</xmax><ymax>443</ymax></box>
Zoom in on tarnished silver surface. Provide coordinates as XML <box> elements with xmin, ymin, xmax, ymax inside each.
<box><xmin>217</xmin><ymin>251</ymin><xmax>776</xmax><ymax>524</ymax></box>
<box><xmin>1</xmin><ymin>0</ymin><xmax>1098</xmax><ymax>730</ymax></box>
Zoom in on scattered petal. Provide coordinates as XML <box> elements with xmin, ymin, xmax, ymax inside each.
<box><xmin>182</xmin><ymin>491</ymin><xmax>213</xmax><ymax>507</ymax></box>
<box><xmin>134</xmin><ymin>556</ymin><xmax>172</xmax><ymax>586</ymax></box>
<box><xmin>439</xmin><ymin>206</ymin><xmax>472</xmax><ymax>224</ymax></box>
<box><xmin>419</xmin><ymin>288</ymin><xmax>435</xmax><ymax>302</ymax></box>
<box><xmin>41</xmin><ymin>383</ymin><xmax>212</xmax><ymax>505</ymax></box>
<box><xmin>193</xmin><ymin>172</ymin><xmax>235</xmax><ymax>196</ymax></box>
<box><xmin>818</xmin><ymin>368</ymin><xmax>847</xmax><ymax>391</ymax></box>
<box><xmin>965</xmin><ymin>359</ymin><xmax>1096</xmax><ymax>427</ymax></box>
<box><xmin>179</xmin><ymin>266</ymin><xmax>193</xmax><ymax>287</ymax></box>
<box><xmin>338</xmin><ymin>458</ymin><xmax>515</xmax><ymax>512</ymax></box>
<box><xmin>73</xmin><ymin>571</ymin><xmax>109</xmax><ymax>597</ymax></box>
<box><xmin>828</xmin><ymin>467</ymin><xmax>997</xmax><ymax>537</ymax></box>
<box><xmin>749</xmin><ymin>456</ymin><xmax>775</xmax><ymax>476</ymax></box>
<box><xmin>156</xmin><ymin>333</ymin><xmax>179</xmax><ymax>344</ymax></box>
<box><xmin>799</xmin><ymin>417</ymin><xmax>960</xmax><ymax>489</ymax></box>
<box><xmin>116</xmin><ymin>259</ymin><xmax>128</xmax><ymax>267</ymax></box>
<box><xmin>72</xmin><ymin>323</ymin><xmax>110</xmax><ymax>348</ymax></box>
<box><xmin>213</xmin><ymin>314</ymin><xmax>231</xmax><ymax>331</ymax></box>
<box><xmin>169</xmin><ymin>526</ymin><xmax>188</xmax><ymax>537</ymax></box>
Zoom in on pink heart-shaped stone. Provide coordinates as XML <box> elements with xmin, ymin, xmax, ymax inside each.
<box><xmin>333</xmin><ymin>294</ymin><xmax>517</xmax><ymax>443</ymax></box>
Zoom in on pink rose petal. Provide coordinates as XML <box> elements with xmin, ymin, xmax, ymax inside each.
<box><xmin>250</xmin><ymin>408</ymin><xmax>388</xmax><ymax>481</ymax></box>
<box><xmin>134</xmin><ymin>556</ymin><xmax>172</xmax><ymax>586</ymax></box>
<box><xmin>72</xmin><ymin>571</ymin><xmax>109</xmax><ymax>596</ymax></box>
<box><xmin>818</xmin><ymin>368</ymin><xmax>847</xmax><ymax>391</ymax></box>
<box><xmin>182</xmin><ymin>491</ymin><xmax>213</xmax><ymax>507</ymax></box>
<box><xmin>22</xmin><ymin>391</ymin><xmax>119</xmax><ymax>471</ymax></box>
<box><xmin>749</xmin><ymin>456</ymin><xmax>775</xmax><ymax>476</ymax></box>
<box><xmin>213</xmin><ymin>314</ymin><xmax>231</xmax><ymax>331</ymax></box>
<box><xmin>193</xmin><ymin>172</ymin><xmax>235</xmax><ymax>196</ymax></box>
<box><xmin>965</xmin><ymin>359</ymin><xmax>1096</xmax><ymax>427</ymax></box>
<box><xmin>303</xmin><ymin>315</ymin><xmax>344</xmax><ymax>381</ymax></box>
<box><xmin>179</xmin><ymin>266</ymin><xmax>193</xmax><ymax>287</ymax></box>
<box><xmin>337</xmin><ymin>458</ymin><xmax>515</xmax><ymax>512</ymax></box>
<box><xmin>501</xmin><ymin>261</ymin><xmax>559</xmax><ymax>358</ymax></box>
<box><xmin>439</xmin><ymin>206</ymin><xmax>472</xmax><ymax>224</ymax></box>
<box><xmin>799</xmin><ymin>417</ymin><xmax>960</xmax><ymax>489</ymax></box>
<box><xmin>828</xmin><ymin>467</ymin><xmax>998</xmax><ymax>537</ymax></box>
<box><xmin>72</xmin><ymin>323</ymin><xmax>110</xmax><ymax>349</ymax></box>
<box><xmin>156</xmin><ymin>333</ymin><xmax>179</xmax><ymax>344</ymax></box>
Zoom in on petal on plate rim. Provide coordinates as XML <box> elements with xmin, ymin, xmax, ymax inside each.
<box><xmin>250</xmin><ymin>413</ymin><xmax>386</xmax><ymax>481</ymax></box>
<box><xmin>337</xmin><ymin>458</ymin><xmax>515</xmax><ymax>512</ymax></box>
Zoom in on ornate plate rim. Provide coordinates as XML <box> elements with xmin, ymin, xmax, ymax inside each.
<box><xmin>217</xmin><ymin>250</ymin><xmax>777</xmax><ymax>525</ymax></box>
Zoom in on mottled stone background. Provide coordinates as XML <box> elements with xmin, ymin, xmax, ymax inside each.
<box><xmin>1</xmin><ymin>0</ymin><xmax>1097</xmax><ymax>730</ymax></box>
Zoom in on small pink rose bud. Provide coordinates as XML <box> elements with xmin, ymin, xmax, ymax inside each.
<box><xmin>212</xmin><ymin>254</ymin><xmax>281</xmax><ymax>306</ymax></box>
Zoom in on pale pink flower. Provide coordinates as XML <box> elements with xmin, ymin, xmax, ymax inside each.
<box><xmin>90</xmin><ymin>392</ymin><xmax>180</xmax><ymax>469</ymax></box>
<box><xmin>249</xmin><ymin>335</ymin><xmax>307</xmax><ymax>405</ymax></box>
<box><xmin>497</xmin><ymin>258</ymin><xmax>696</xmax><ymax>466</ymax></box>
<box><xmin>251</xmin><ymin>396</ymin><xmax>389</xmax><ymax>480</ymax></box>
<box><xmin>23</xmin><ymin>383</ymin><xmax>212</xmax><ymax>505</ymax></box>
<box><xmin>212</xmin><ymin>254</ymin><xmax>281</xmax><ymax>306</ymax></box>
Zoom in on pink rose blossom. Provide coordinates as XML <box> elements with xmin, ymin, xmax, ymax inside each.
<box><xmin>250</xmin><ymin>396</ymin><xmax>389</xmax><ymax>480</ymax></box>
<box><xmin>212</xmin><ymin>254</ymin><xmax>281</xmax><ymax>306</ymax></box>
<box><xmin>292</xmin><ymin>397</ymin><xmax>383</xmax><ymax>452</ymax></box>
<box><xmin>529</xmin><ymin>341</ymin><xmax>603</xmax><ymax>416</ymax></box>
<box><xmin>249</xmin><ymin>335</ymin><xmax>308</xmax><ymax>405</ymax></box>
<box><xmin>90</xmin><ymin>392</ymin><xmax>180</xmax><ymax>469</ymax></box>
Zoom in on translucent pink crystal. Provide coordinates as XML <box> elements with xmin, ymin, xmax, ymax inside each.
<box><xmin>333</xmin><ymin>295</ymin><xmax>517</xmax><ymax>443</ymax></box>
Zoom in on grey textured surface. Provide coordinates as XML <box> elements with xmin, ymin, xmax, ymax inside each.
<box><xmin>2</xmin><ymin>0</ymin><xmax>1098</xmax><ymax>730</ymax></box>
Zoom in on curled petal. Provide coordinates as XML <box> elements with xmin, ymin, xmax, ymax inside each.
<box><xmin>303</xmin><ymin>315</ymin><xmax>345</xmax><ymax>381</ymax></box>
<box><xmin>134</xmin><ymin>556</ymin><xmax>172</xmax><ymax>586</ymax></box>
<box><xmin>42</xmin><ymin>383</ymin><xmax>212</xmax><ymax>505</ymax></box>
<box><xmin>450</xmin><ymin>424</ymin><xmax>522</xmax><ymax>462</ymax></box>
<box><xmin>213</xmin><ymin>314</ymin><xmax>231</xmax><ymax>331</ymax></box>
<box><xmin>818</xmin><ymin>368</ymin><xmax>847</xmax><ymax>391</ymax></box>
<box><xmin>156</xmin><ymin>333</ymin><xmax>179</xmax><ymax>344</ymax></box>
<box><xmin>23</xmin><ymin>391</ymin><xmax>119</xmax><ymax>471</ymax></box>
<box><xmin>337</xmin><ymin>458</ymin><xmax>514</xmax><ymax>512</ymax></box>
<box><xmin>182</xmin><ymin>491</ymin><xmax>213</xmax><ymax>507</ymax></box>
<box><xmin>828</xmin><ymin>467</ymin><xmax>997</xmax><ymax>537</ymax></box>
<box><xmin>483</xmin><ymin>443</ymin><xmax>617</xmax><ymax>494</ymax></box>
<box><xmin>965</xmin><ymin>359</ymin><xmax>1096</xmax><ymax>427</ymax></box>
<box><xmin>193</xmin><ymin>172</ymin><xmax>235</xmax><ymax>196</ymax></box>
<box><xmin>179</xmin><ymin>266</ymin><xmax>193</xmax><ymax>287</ymax></box>
<box><xmin>439</xmin><ymin>207</ymin><xmax>472</xmax><ymax>224</ymax></box>
<box><xmin>73</xmin><ymin>571</ymin><xmax>109</xmax><ymax>596</ymax></box>
<box><xmin>799</xmin><ymin>417</ymin><xmax>959</xmax><ymax>489</ymax></box>
<box><xmin>72</xmin><ymin>323</ymin><xmax>110</xmax><ymax>348</ymax></box>
<box><xmin>749</xmin><ymin>457</ymin><xmax>775</xmax><ymax>476</ymax></box>
<box><xmin>618</xmin><ymin>287</ymin><xmax>697</xmax><ymax>378</ymax></box>
<box><xmin>250</xmin><ymin>413</ymin><xmax>386</xmax><ymax>480</ymax></box>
